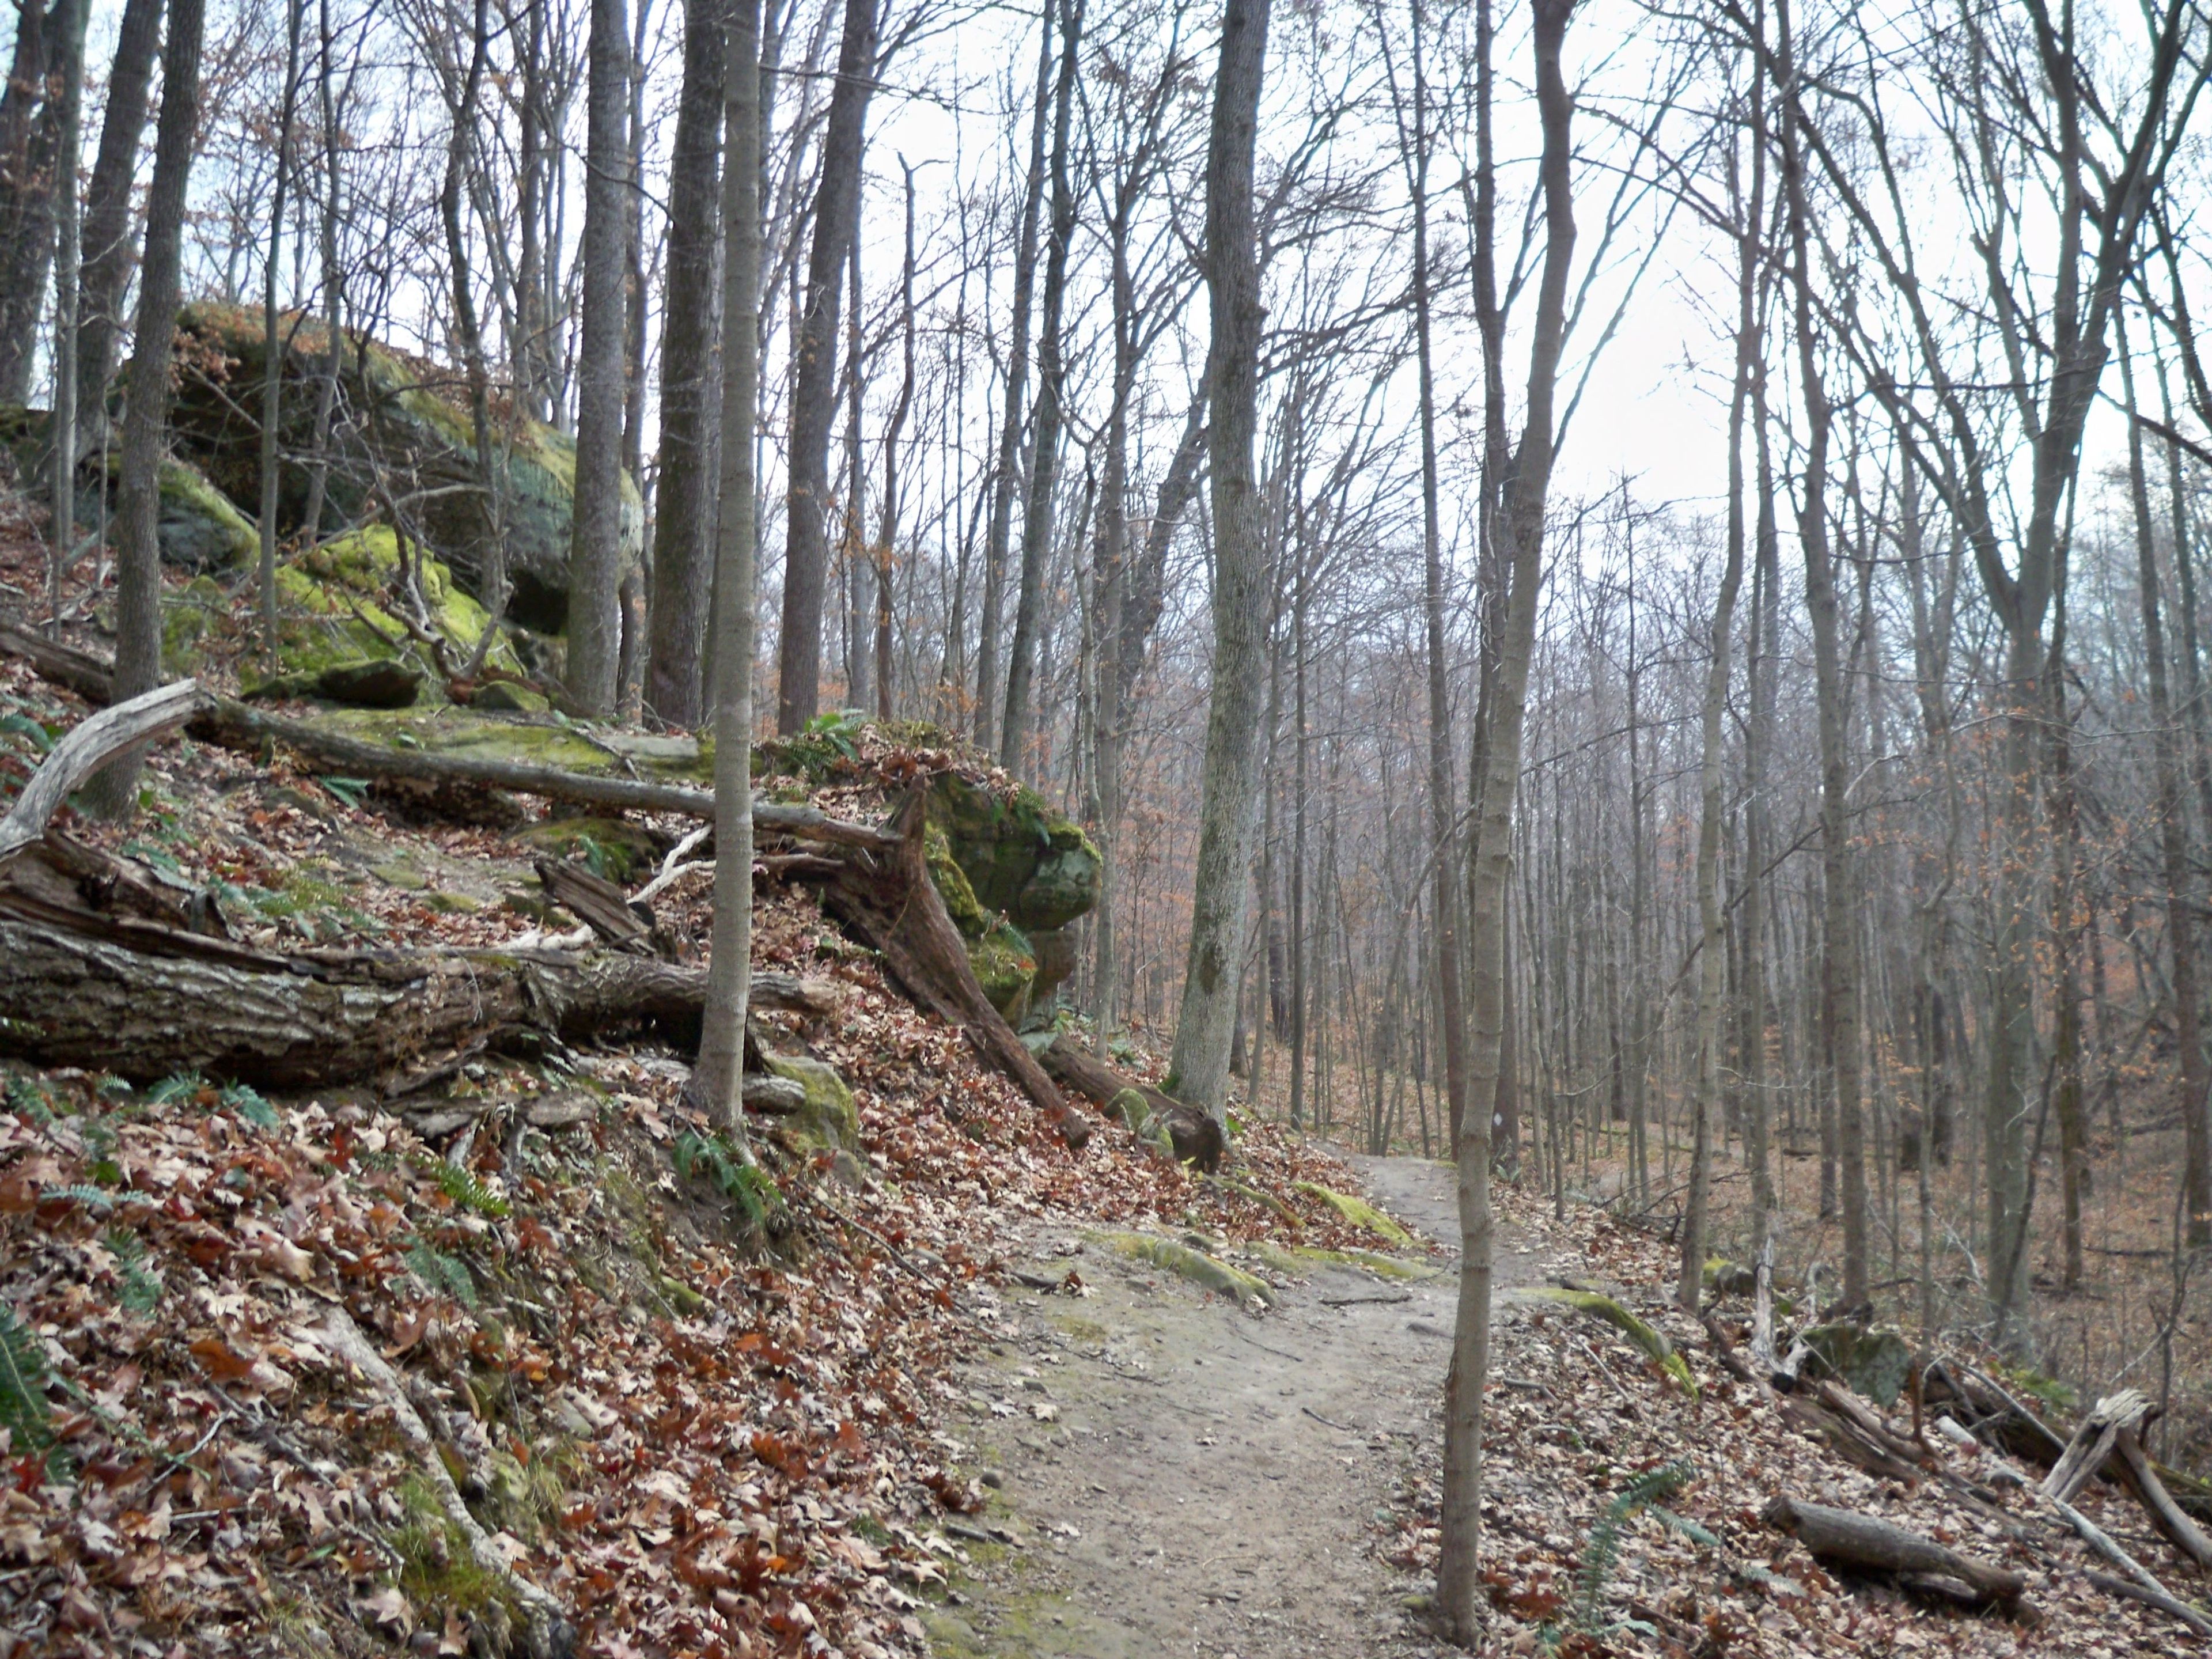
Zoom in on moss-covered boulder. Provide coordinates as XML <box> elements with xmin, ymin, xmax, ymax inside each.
<box><xmin>166</xmin><ymin>303</ymin><xmax>643</xmax><ymax>634</ymax></box>
<box><xmin>157</xmin><ymin>458</ymin><xmax>259</xmax><ymax>570</ymax></box>
<box><xmin>764</xmin><ymin>1054</ymin><xmax>859</xmax><ymax>1154</ymax></box>
<box><xmin>1797</xmin><ymin>1323</ymin><xmax>1914</xmax><ymax>1407</ymax></box>
<box><xmin>925</xmin><ymin>774</ymin><xmax>1099</xmax><ymax>1015</ymax></box>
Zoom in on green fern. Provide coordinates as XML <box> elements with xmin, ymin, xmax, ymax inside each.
<box><xmin>416</xmin><ymin>1157</ymin><xmax>510</xmax><ymax>1218</ymax></box>
<box><xmin>146</xmin><ymin>1071</ymin><xmax>207</xmax><ymax>1107</ymax></box>
<box><xmin>219</xmin><ymin>1083</ymin><xmax>281</xmax><ymax>1132</ymax></box>
<box><xmin>104</xmin><ymin>1230</ymin><xmax>162</xmax><ymax>1315</ymax></box>
<box><xmin>50</xmin><ymin>1184</ymin><xmax>119</xmax><ymax>1215</ymax></box>
<box><xmin>673</xmin><ymin>1132</ymin><xmax>780</xmax><ymax>1228</ymax></box>
<box><xmin>1565</xmin><ymin>1460</ymin><xmax>1695</xmax><ymax>1637</ymax></box>
<box><xmin>0</xmin><ymin>1305</ymin><xmax>53</xmax><ymax>1457</ymax></box>
<box><xmin>404</xmin><ymin>1242</ymin><xmax>479</xmax><ymax>1309</ymax></box>
<box><xmin>3</xmin><ymin>1074</ymin><xmax>55</xmax><ymax>1126</ymax></box>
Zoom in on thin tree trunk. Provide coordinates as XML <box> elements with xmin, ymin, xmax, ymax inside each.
<box><xmin>85</xmin><ymin>0</ymin><xmax>205</xmax><ymax>815</ymax></box>
<box><xmin>71</xmin><ymin>0</ymin><xmax>158</xmax><ymax>453</ymax></box>
<box><xmin>43</xmin><ymin>0</ymin><xmax>85</xmax><ymax>628</ymax></box>
<box><xmin>875</xmin><ymin>157</ymin><xmax>915</xmax><ymax>721</ymax></box>
<box><xmin>645</xmin><ymin>0</ymin><xmax>728</xmax><ymax>728</ymax></box>
<box><xmin>693</xmin><ymin>0</ymin><xmax>763</xmax><ymax>1129</ymax></box>
<box><xmin>0</xmin><ymin>0</ymin><xmax>59</xmax><ymax>402</ymax></box>
<box><xmin>566</xmin><ymin>0</ymin><xmax>634</xmax><ymax>715</ymax></box>
<box><xmin>1164</xmin><ymin>0</ymin><xmax>1271</xmax><ymax>1118</ymax></box>
<box><xmin>774</xmin><ymin>0</ymin><xmax>877</xmax><ymax>733</ymax></box>
<box><xmin>256</xmin><ymin>0</ymin><xmax>306</xmax><ymax>663</ymax></box>
<box><xmin>1435</xmin><ymin>0</ymin><xmax>1575</xmax><ymax>1635</ymax></box>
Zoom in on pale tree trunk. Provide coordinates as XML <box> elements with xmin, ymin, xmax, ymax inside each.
<box><xmin>86</xmin><ymin>0</ymin><xmax>204</xmax><ymax>815</ymax></box>
<box><xmin>43</xmin><ymin>0</ymin><xmax>85</xmax><ymax>628</ymax></box>
<box><xmin>774</xmin><ymin>0</ymin><xmax>877</xmax><ymax>733</ymax></box>
<box><xmin>874</xmin><ymin>158</ymin><xmax>915</xmax><ymax>721</ymax></box>
<box><xmin>71</xmin><ymin>0</ymin><xmax>158</xmax><ymax>454</ymax></box>
<box><xmin>565</xmin><ymin>0</ymin><xmax>634</xmax><ymax>715</ymax></box>
<box><xmin>1774</xmin><ymin>0</ymin><xmax>1865</xmax><ymax>1306</ymax></box>
<box><xmin>973</xmin><ymin>6</ymin><xmax>1053</xmax><ymax>751</ymax></box>
<box><xmin>2119</xmin><ymin>316</ymin><xmax>2211</xmax><ymax>1247</ymax></box>
<box><xmin>1435</xmin><ymin>0</ymin><xmax>1574</xmax><ymax>1638</ymax></box>
<box><xmin>1677</xmin><ymin>80</ymin><xmax>1759</xmax><ymax>1308</ymax></box>
<box><xmin>443</xmin><ymin>0</ymin><xmax>505</xmax><ymax>676</ymax></box>
<box><xmin>998</xmin><ymin>0</ymin><xmax>1080</xmax><ymax>767</ymax></box>
<box><xmin>1165</xmin><ymin>0</ymin><xmax>1271</xmax><ymax>1118</ymax></box>
<box><xmin>256</xmin><ymin>0</ymin><xmax>306</xmax><ymax>664</ymax></box>
<box><xmin>646</xmin><ymin>0</ymin><xmax>728</xmax><ymax>728</ymax></box>
<box><xmin>298</xmin><ymin>0</ymin><xmax>344</xmax><ymax>544</ymax></box>
<box><xmin>693</xmin><ymin>0</ymin><xmax>762</xmax><ymax>1129</ymax></box>
<box><xmin>0</xmin><ymin>0</ymin><xmax>58</xmax><ymax>402</ymax></box>
<box><xmin>1388</xmin><ymin>0</ymin><xmax>1471</xmax><ymax>1160</ymax></box>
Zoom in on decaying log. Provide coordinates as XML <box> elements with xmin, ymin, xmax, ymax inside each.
<box><xmin>536</xmin><ymin>857</ymin><xmax>653</xmax><ymax>950</ymax></box>
<box><xmin>815</xmin><ymin>791</ymin><xmax>1090</xmax><ymax>1149</ymax></box>
<box><xmin>2043</xmin><ymin>1389</ymin><xmax>2148</xmax><ymax>1505</ymax></box>
<box><xmin>0</xmin><ymin>831</ymin><xmax>840</xmax><ymax>1084</ymax></box>
<box><xmin>319</xmin><ymin>1306</ymin><xmax>573</xmax><ymax>1658</ymax></box>
<box><xmin>1039</xmin><ymin>1034</ymin><xmax>1224</xmax><ymax>1172</ymax></box>
<box><xmin>1763</xmin><ymin>1495</ymin><xmax>2026</xmax><ymax>1605</ymax></box>
<box><xmin>0</xmin><ymin>619</ymin><xmax>114</xmax><ymax>703</ymax></box>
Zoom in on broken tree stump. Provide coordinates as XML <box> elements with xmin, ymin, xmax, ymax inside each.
<box><xmin>1763</xmin><ymin>1494</ymin><xmax>2026</xmax><ymax>1605</ymax></box>
<box><xmin>2043</xmin><ymin>1389</ymin><xmax>2149</xmax><ymax>1505</ymax></box>
<box><xmin>1038</xmin><ymin>1034</ymin><xmax>1224</xmax><ymax>1172</ymax></box>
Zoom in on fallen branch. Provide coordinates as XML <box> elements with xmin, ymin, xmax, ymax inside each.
<box><xmin>2113</xmin><ymin>1427</ymin><xmax>2212</xmax><ymax>1570</ymax></box>
<box><xmin>0</xmin><ymin>682</ymin><xmax>214</xmax><ymax>861</ymax></box>
<box><xmin>2085</xmin><ymin>1569</ymin><xmax>2212</xmax><ymax>1639</ymax></box>
<box><xmin>319</xmin><ymin>1306</ymin><xmax>573</xmax><ymax>1658</ymax></box>
<box><xmin>1763</xmin><ymin>1495</ymin><xmax>2026</xmax><ymax>1605</ymax></box>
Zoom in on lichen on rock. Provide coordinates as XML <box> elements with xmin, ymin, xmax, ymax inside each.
<box><xmin>763</xmin><ymin>1054</ymin><xmax>860</xmax><ymax>1154</ymax></box>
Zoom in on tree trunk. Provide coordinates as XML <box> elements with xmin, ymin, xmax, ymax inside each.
<box><xmin>774</xmin><ymin>0</ymin><xmax>877</xmax><ymax>734</ymax></box>
<box><xmin>1436</xmin><ymin>1</ymin><xmax>1575</xmax><ymax>1637</ymax></box>
<box><xmin>0</xmin><ymin>0</ymin><xmax>59</xmax><ymax>402</ymax></box>
<box><xmin>973</xmin><ymin>8</ymin><xmax>1054</xmax><ymax>750</ymax></box>
<box><xmin>255</xmin><ymin>0</ymin><xmax>306</xmax><ymax>662</ymax></box>
<box><xmin>692</xmin><ymin>0</ymin><xmax>762</xmax><ymax>1131</ymax></box>
<box><xmin>85</xmin><ymin>0</ymin><xmax>205</xmax><ymax>816</ymax></box>
<box><xmin>1165</xmin><ymin>0</ymin><xmax>1271</xmax><ymax>1119</ymax></box>
<box><xmin>998</xmin><ymin>0</ymin><xmax>1082</xmax><ymax>767</ymax></box>
<box><xmin>643</xmin><ymin>0</ymin><xmax>727</xmax><ymax>729</ymax></box>
<box><xmin>564</xmin><ymin>0</ymin><xmax>634</xmax><ymax>716</ymax></box>
<box><xmin>71</xmin><ymin>0</ymin><xmax>159</xmax><ymax>452</ymax></box>
<box><xmin>43</xmin><ymin>0</ymin><xmax>85</xmax><ymax>626</ymax></box>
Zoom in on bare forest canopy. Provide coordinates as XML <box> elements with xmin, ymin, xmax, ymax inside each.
<box><xmin>9</xmin><ymin>0</ymin><xmax>2212</xmax><ymax>1647</ymax></box>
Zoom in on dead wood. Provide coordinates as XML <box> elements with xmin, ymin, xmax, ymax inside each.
<box><xmin>813</xmin><ymin>791</ymin><xmax>1089</xmax><ymax>1149</ymax></box>
<box><xmin>1037</xmin><ymin>1033</ymin><xmax>1224</xmax><ymax>1171</ymax></box>
<box><xmin>2043</xmin><ymin>1389</ymin><xmax>2148</xmax><ymax>1505</ymax></box>
<box><xmin>2112</xmin><ymin>1427</ymin><xmax>2212</xmax><ymax>1570</ymax></box>
<box><xmin>0</xmin><ymin>681</ymin><xmax>214</xmax><ymax>861</ymax></box>
<box><xmin>536</xmin><ymin>857</ymin><xmax>653</xmax><ymax>950</ymax></box>
<box><xmin>1763</xmin><ymin>1494</ymin><xmax>2026</xmax><ymax>1604</ymax></box>
<box><xmin>2085</xmin><ymin>1569</ymin><xmax>2212</xmax><ymax>1638</ymax></box>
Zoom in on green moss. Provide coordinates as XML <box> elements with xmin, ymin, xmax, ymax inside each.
<box><xmin>925</xmin><ymin>824</ymin><xmax>990</xmax><ymax>937</ymax></box>
<box><xmin>157</xmin><ymin>459</ymin><xmax>258</xmax><ymax>570</ymax></box>
<box><xmin>1101</xmin><ymin>1231</ymin><xmax>1275</xmax><ymax>1308</ymax></box>
<box><xmin>968</xmin><ymin>925</ymin><xmax>1037</xmax><ymax>1024</ymax></box>
<box><xmin>1292</xmin><ymin>1181</ymin><xmax>1415</xmax><ymax>1247</ymax></box>
<box><xmin>764</xmin><ymin>1054</ymin><xmax>859</xmax><ymax>1153</ymax></box>
<box><xmin>161</xmin><ymin>574</ymin><xmax>233</xmax><ymax>675</ymax></box>
<box><xmin>1528</xmin><ymin>1287</ymin><xmax>1700</xmax><ymax>1400</ymax></box>
<box><xmin>1798</xmin><ymin>1324</ymin><xmax>1915</xmax><ymax>1407</ymax></box>
<box><xmin>389</xmin><ymin>1475</ymin><xmax>518</xmax><ymax>1626</ymax></box>
<box><xmin>926</xmin><ymin>773</ymin><xmax>1100</xmax><ymax>934</ymax></box>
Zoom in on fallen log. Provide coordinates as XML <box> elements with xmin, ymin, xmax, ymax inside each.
<box><xmin>2112</xmin><ymin>1427</ymin><xmax>2212</xmax><ymax>1571</ymax></box>
<box><xmin>816</xmin><ymin>791</ymin><xmax>1089</xmax><ymax>1150</ymax></box>
<box><xmin>1039</xmin><ymin>1034</ymin><xmax>1224</xmax><ymax>1172</ymax></box>
<box><xmin>2085</xmin><ymin>1569</ymin><xmax>2212</xmax><ymax>1639</ymax></box>
<box><xmin>1763</xmin><ymin>1494</ymin><xmax>2026</xmax><ymax>1605</ymax></box>
<box><xmin>0</xmin><ymin>831</ymin><xmax>837</xmax><ymax>1084</ymax></box>
<box><xmin>536</xmin><ymin>857</ymin><xmax>653</xmax><ymax>950</ymax></box>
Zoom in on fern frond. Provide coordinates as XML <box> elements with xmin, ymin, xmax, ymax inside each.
<box><xmin>673</xmin><ymin>1132</ymin><xmax>780</xmax><ymax>1228</ymax></box>
<box><xmin>416</xmin><ymin>1157</ymin><xmax>510</xmax><ymax>1218</ymax></box>
<box><xmin>1570</xmin><ymin>1460</ymin><xmax>1695</xmax><ymax>1634</ymax></box>
<box><xmin>0</xmin><ymin>1305</ymin><xmax>53</xmax><ymax>1455</ymax></box>
<box><xmin>146</xmin><ymin>1072</ymin><xmax>207</xmax><ymax>1107</ymax></box>
<box><xmin>219</xmin><ymin>1083</ymin><xmax>281</xmax><ymax>1132</ymax></box>
<box><xmin>104</xmin><ymin>1229</ymin><xmax>163</xmax><ymax>1315</ymax></box>
<box><xmin>404</xmin><ymin>1242</ymin><xmax>480</xmax><ymax>1309</ymax></box>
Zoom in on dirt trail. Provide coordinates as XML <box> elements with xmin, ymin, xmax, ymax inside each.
<box><xmin>923</xmin><ymin>1155</ymin><xmax>1578</xmax><ymax>1658</ymax></box>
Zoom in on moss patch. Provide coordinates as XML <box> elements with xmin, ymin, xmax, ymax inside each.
<box><xmin>512</xmin><ymin>817</ymin><xmax>664</xmax><ymax>883</ymax></box>
<box><xmin>763</xmin><ymin>1055</ymin><xmax>859</xmax><ymax>1154</ymax></box>
<box><xmin>926</xmin><ymin>773</ymin><xmax>1100</xmax><ymax>934</ymax></box>
<box><xmin>1100</xmin><ymin>1230</ymin><xmax>1275</xmax><ymax>1308</ymax></box>
<box><xmin>1243</xmin><ymin>1241</ymin><xmax>1434</xmax><ymax>1282</ymax></box>
<box><xmin>1292</xmin><ymin>1181</ymin><xmax>1415</xmax><ymax>1247</ymax></box>
<box><xmin>157</xmin><ymin>459</ymin><xmax>258</xmax><ymax>570</ymax></box>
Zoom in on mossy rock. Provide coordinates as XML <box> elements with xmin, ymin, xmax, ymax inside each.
<box><xmin>157</xmin><ymin>457</ymin><xmax>259</xmax><ymax>571</ymax></box>
<box><xmin>512</xmin><ymin>816</ymin><xmax>663</xmax><ymax>884</ymax></box>
<box><xmin>1105</xmin><ymin>1089</ymin><xmax>1175</xmax><ymax>1159</ymax></box>
<box><xmin>1797</xmin><ymin>1324</ymin><xmax>1914</xmax><ymax>1407</ymax></box>
<box><xmin>926</xmin><ymin>773</ymin><xmax>1100</xmax><ymax>935</ymax></box>
<box><xmin>168</xmin><ymin>302</ymin><xmax>643</xmax><ymax>634</ymax></box>
<box><xmin>1293</xmin><ymin>1181</ymin><xmax>1415</xmax><ymax>1248</ymax></box>
<box><xmin>968</xmin><ymin>923</ymin><xmax>1037</xmax><ymax>1025</ymax></box>
<box><xmin>924</xmin><ymin>824</ymin><xmax>989</xmax><ymax>936</ymax></box>
<box><xmin>161</xmin><ymin>574</ymin><xmax>234</xmax><ymax>676</ymax></box>
<box><xmin>309</xmin><ymin>705</ymin><xmax>712</xmax><ymax>786</ymax></box>
<box><xmin>764</xmin><ymin>1054</ymin><xmax>859</xmax><ymax>1154</ymax></box>
<box><xmin>1104</xmin><ymin>1231</ymin><xmax>1275</xmax><ymax>1308</ymax></box>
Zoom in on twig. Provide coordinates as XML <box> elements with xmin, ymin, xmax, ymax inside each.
<box><xmin>1319</xmin><ymin>1291</ymin><xmax>1412</xmax><ymax>1308</ymax></box>
<box><xmin>2084</xmin><ymin>1568</ymin><xmax>2212</xmax><ymax>1638</ymax></box>
<box><xmin>1301</xmin><ymin>1406</ymin><xmax>1359</xmax><ymax>1432</ymax></box>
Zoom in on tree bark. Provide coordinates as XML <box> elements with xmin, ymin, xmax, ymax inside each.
<box><xmin>692</xmin><ymin>0</ymin><xmax>762</xmax><ymax>1131</ymax></box>
<box><xmin>85</xmin><ymin>0</ymin><xmax>205</xmax><ymax>816</ymax></box>
<box><xmin>774</xmin><ymin>0</ymin><xmax>877</xmax><ymax>734</ymax></box>
<box><xmin>1435</xmin><ymin>0</ymin><xmax>1575</xmax><ymax>1637</ymax></box>
<box><xmin>998</xmin><ymin>0</ymin><xmax>1081</xmax><ymax>767</ymax></box>
<box><xmin>0</xmin><ymin>0</ymin><xmax>59</xmax><ymax>402</ymax></box>
<box><xmin>1763</xmin><ymin>1497</ymin><xmax>2025</xmax><ymax>1605</ymax></box>
<box><xmin>71</xmin><ymin>0</ymin><xmax>160</xmax><ymax>452</ymax></box>
<box><xmin>1165</xmin><ymin>0</ymin><xmax>1271</xmax><ymax>1119</ymax></box>
<box><xmin>643</xmin><ymin>0</ymin><xmax>728</xmax><ymax>729</ymax></box>
<box><xmin>42</xmin><ymin>0</ymin><xmax>85</xmax><ymax>625</ymax></box>
<box><xmin>564</xmin><ymin>0</ymin><xmax>634</xmax><ymax>715</ymax></box>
